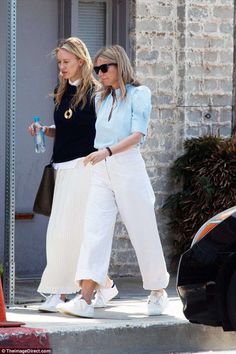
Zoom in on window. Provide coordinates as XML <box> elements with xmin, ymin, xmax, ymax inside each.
<box><xmin>72</xmin><ymin>0</ymin><xmax>112</xmax><ymax>58</ymax></box>
<box><xmin>60</xmin><ymin>0</ymin><xmax>130</xmax><ymax>59</ymax></box>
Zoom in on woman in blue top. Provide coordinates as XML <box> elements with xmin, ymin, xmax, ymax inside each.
<box><xmin>57</xmin><ymin>45</ymin><xmax>170</xmax><ymax>318</ymax></box>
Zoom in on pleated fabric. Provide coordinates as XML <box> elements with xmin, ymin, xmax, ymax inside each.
<box><xmin>38</xmin><ymin>158</ymin><xmax>91</xmax><ymax>294</ymax></box>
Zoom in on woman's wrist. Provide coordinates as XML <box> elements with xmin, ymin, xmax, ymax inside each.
<box><xmin>103</xmin><ymin>148</ymin><xmax>109</xmax><ymax>158</ymax></box>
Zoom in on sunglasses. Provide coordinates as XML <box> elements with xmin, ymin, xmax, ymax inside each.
<box><xmin>93</xmin><ymin>63</ymin><xmax>117</xmax><ymax>75</ymax></box>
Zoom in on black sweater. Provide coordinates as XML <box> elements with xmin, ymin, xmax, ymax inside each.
<box><xmin>53</xmin><ymin>83</ymin><xmax>97</xmax><ymax>163</ymax></box>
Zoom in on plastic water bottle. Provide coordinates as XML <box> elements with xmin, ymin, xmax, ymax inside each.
<box><xmin>33</xmin><ymin>116</ymin><xmax>46</xmax><ymax>153</ymax></box>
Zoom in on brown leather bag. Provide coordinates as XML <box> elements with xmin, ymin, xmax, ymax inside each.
<box><xmin>33</xmin><ymin>163</ymin><xmax>55</xmax><ymax>217</ymax></box>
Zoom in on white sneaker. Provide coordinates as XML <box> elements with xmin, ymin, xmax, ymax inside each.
<box><xmin>38</xmin><ymin>294</ymin><xmax>65</xmax><ymax>313</ymax></box>
<box><xmin>147</xmin><ymin>289</ymin><xmax>168</xmax><ymax>316</ymax></box>
<box><xmin>57</xmin><ymin>295</ymin><xmax>94</xmax><ymax>318</ymax></box>
<box><xmin>93</xmin><ymin>283</ymin><xmax>119</xmax><ymax>308</ymax></box>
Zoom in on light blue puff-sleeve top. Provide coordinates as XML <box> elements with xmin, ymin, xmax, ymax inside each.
<box><xmin>94</xmin><ymin>84</ymin><xmax>152</xmax><ymax>149</ymax></box>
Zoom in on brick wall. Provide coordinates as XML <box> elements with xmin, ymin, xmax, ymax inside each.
<box><xmin>109</xmin><ymin>0</ymin><xmax>235</xmax><ymax>277</ymax></box>
<box><xmin>179</xmin><ymin>0</ymin><xmax>234</xmax><ymax>138</ymax></box>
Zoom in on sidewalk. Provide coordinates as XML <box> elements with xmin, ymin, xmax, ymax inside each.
<box><xmin>1</xmin><ymin>276</ymin><xmax>236</xmax><ymax>354</ymax></box>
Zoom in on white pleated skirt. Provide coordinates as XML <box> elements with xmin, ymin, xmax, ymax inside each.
<box><xmin>37</xmin><ymin>158</ymin><xmax>91</xmax><ymax>294</ymax></box>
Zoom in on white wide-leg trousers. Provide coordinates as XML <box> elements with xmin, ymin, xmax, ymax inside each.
<box><xmin>76</xmin><ymin>148</ymin><xmax>169</xmax><ymax>290</ymax></box>
<box><xmin>38</xmin><ymin>159</ymin><xmax>92</xmax><ymax>294</ymax></box>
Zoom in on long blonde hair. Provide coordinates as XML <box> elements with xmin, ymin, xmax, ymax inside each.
<box><xmin>54</xmin><ymin>37</ymin><xmax>98</xmax><ymax>109</ymax></box>
<box><xmin>94</xmin><ymin>45</ymin><xmax>140</xmax><ymax>102</ymax></box>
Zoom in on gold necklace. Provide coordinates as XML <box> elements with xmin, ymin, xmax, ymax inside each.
<box><xmin>64</xmin><ymin>108</ymin><xmax>73</xmax><ymax>119</ymax></box>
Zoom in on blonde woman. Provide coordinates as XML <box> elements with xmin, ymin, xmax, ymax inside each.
<box><xmin>29</xmin><ymin>38</ymin><xmax>118</xmax><ymax>312</ymax></box>
<box><xmin>57</xmin><ymin>45</ymin><xmax>169</xmax><ymax>318</ymax></box>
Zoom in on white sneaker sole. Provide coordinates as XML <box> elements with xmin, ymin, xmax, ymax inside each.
<box><xmin>60</xmin><ymin>308</ymin><xmax>94</xmax><ymax>318</ymax></box>
<box><xmin>38</xmin><ymin>306</ymin><xmax>59</xmax><ymax>313</ymax></box>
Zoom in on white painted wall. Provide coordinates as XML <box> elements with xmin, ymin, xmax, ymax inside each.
<box><xmin>0</xmin><ymin>0</ymin><xmax>58</xmax><ymax>277</ymax></box>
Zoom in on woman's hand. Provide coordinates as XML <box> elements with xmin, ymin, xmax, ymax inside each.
<box><xmin>28</xmin><ymin>123</ymin><xmax>49</xmax><ymax>136</ymax></box>
<box><xmin>28</xmin><ymin>123</ymin><xmax>36</xmax><ymax>136</ymax></box>
<box><xmin>84</xmin><ymin>149</ymin><xmax>109</xmax><ymax>166</ymax></box>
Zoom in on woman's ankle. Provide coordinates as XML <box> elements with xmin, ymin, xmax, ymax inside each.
<box><xmin>81</xmin><ymin>279</ymin><xmax>97</xmax><ymax>304</ymax></box>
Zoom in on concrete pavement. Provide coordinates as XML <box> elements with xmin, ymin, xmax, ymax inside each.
<box><xmin>0</xmin><ymin>277</ymin><xmax>236</xmax><ymax>354</ymax></box>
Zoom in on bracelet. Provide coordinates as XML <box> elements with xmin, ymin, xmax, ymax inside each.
<box><xmin>105</xmin><ymin>146</ymin><xmax>113</xmax><ymax>156</ymax></box>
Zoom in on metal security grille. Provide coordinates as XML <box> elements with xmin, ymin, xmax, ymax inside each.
<box><xmin>4</xmin><ymin>0</ymin><xmax>17</xmax><ymax>305</ymax></box>
<box><xmin>78</xmin><ymin>1</ymin><xmax>106</xmax><ymax>58</ymax></box>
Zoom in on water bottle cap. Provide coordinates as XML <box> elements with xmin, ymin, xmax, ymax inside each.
<box><xmin>34</xmin><ymin>116</ymin><xmax>40</xmax><ymax>122</ymax></box>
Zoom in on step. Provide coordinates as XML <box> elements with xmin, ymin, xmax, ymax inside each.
<box><xmin>0</xmin><ymin>277</ymin><xmax>236</xmax><ymax>354</ymax></box>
